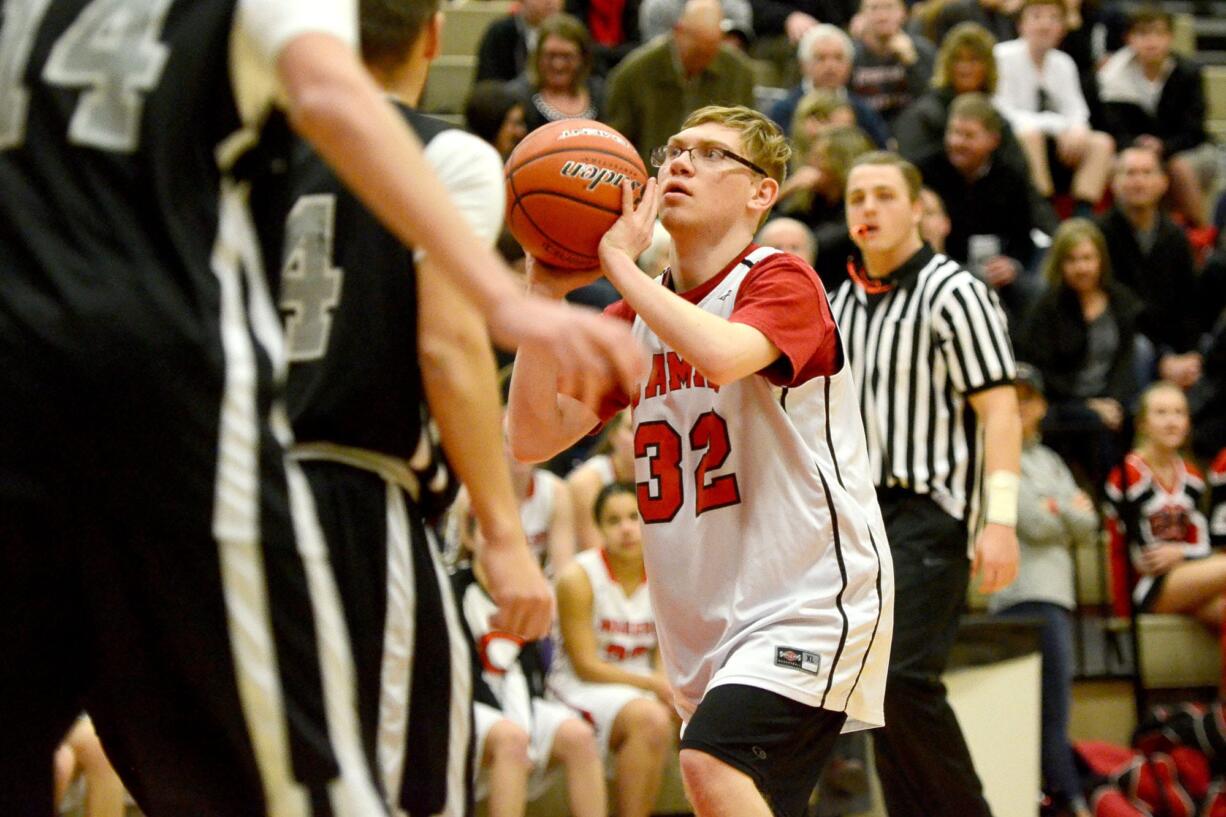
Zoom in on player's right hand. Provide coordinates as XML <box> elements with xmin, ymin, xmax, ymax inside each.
<box><xmin>479</xmin><ymin>534</ymin><xmax>554</xmax><ymax>642</ymax></box>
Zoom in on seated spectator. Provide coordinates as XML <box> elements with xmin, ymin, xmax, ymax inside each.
<box><xmin>757</xmin><ymin>216</ymin><xmax>818</xmax><ymax>265</ymax></box>
<box><xmin>791</xmin><ymin>89</ymin><xmax>858</xmax><ymax>145</ymax></box>
<box><xmin>989</xmin><ymin>363</ymin><xmax>1097</xmax><ymax>817</ymax></box>
<box><xmin>850</xmin><ymin>0</ymin><xmax>937</xmax><ymax>125</ymax></box>
<box><xmin>466</xmin><ymin>80</ymin><xmax>529</xmax><ymax>160</ymax></box>
<box><xmin>477</xmin><ymin>0</ymin><xmax>564</xmax><ymax>82</ymax></box>
<box><xmin>507</xmin><ymin>14</ymin><xmax>605</xmax><ymax>131</ymax></box>
<box><xmin>745</xmin><ymin>0</ymin><xmax>857</xmax><ymax>87</ymax></box>
<box><xmin>604</xmin><ymin>0</ymin><xmax>756</xmax><ymax>169</ymax></box>
<box><xmin>567</xmin><ymin>0</ymin><xmax>642</xmax><ymax>75</ymax></box>
<box><xmin>1097</xmin><ymin>4</ymin><xmax>1214</xmax><ymax>227</ymax></box>
<box><xmin>1018</xmin><ymin>219</ymin><xmax>1141</xmax><ymax>489</ymax></box>
<box><xmin>1105</xmin><ymin>382</ymin><xmax>1224</xmax><ymax>630</ymax></box>
<box><xmin>638</xmin><ymin>0</ymin><xmax>753</xmax><ymax>44</ymax></box>
<box><xmin>1097</xmin><ymin>146</ymin><xmax>1202</xmax><ymax>389</ymax></box>
<box><xmin>567</xmin><ymin>410</ymin><xmax>636</xmax><ymax>551</ymax></box>
<box><xmin>779</xmin><ymin>124</ymin><xmax>874</xmax><ymax>290</ymax></box>
<box><xmin>551</xmin><ymin>482</ymin><xmax>675</xmax><ymax>817</ymax></box>
<box><xmin>452</xmin><ymin>519</ymin><xmax>608</xmax><ymax>817</ymax></box>
<box><xmin>923</xmin><ymin>0</ymin><xmax>1019</xmax><ymax>48</ymax></box>
<box><xmin>768</xmin><ymin>25</ymin><xmax>892</xmax><ymax>148</ymax></box>
<box><xmin>54</xmin><ymin>716</ymin><xmax>125</xmax><ymax>817</ymax></box>
<box><xmin>993</xmin><ymin>0</ymin><xmax>1114</xmax><ymax>216</ymax></box>
<box><xmin>918</xmin><ymin>93</ymin><xmax>1042</xmax><ymax>317</ymax></box>
<box><xmin>1054</xmin><ymin>0</ymin><xmax>1122</xmax><ymax>130</ymax></box>
<box><xmin>919</xmin><ymin>186</ymin><xmax>952</xmax><ymax>253</ymax></box>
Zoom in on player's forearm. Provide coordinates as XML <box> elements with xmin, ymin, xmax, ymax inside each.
<box><xmin>603</xmin><ymin>253</ymin><xmax>776</xmax><ymax>385</ymax></box>
<box><xmin>417</xmin><ymin>261</ymin><xmax>521</xmax><ymax>545</ymax></box>
<box><xmin>572</xmin><ymin>657</ymin><xmax>657</xmax><ymax>690</ymax></box>
<box><xmin>278</xmin><ymin>34</ymin><xmax>519</xmax><ymax>332</ymax></box>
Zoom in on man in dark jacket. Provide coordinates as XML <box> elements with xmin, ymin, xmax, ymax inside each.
<box><xmin>1096</xmin><ymin>5</ymin><xmax>1214</xmax><ymax>226</ymax></box>
<box><xmin>1097</xmin><ymin>146</ymin><xmax>1204</xmax><ymax>388</ymax></box>
<box><xmin>476</xmin><ymin>0</ymin><xmax>563</xmax><ymax>81</ymax></box>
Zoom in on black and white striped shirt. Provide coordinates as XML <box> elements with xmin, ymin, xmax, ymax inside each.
<box><xmin>829</xmin><ymin>246</ymin><xmax>1016</xmax><ymax>534</ymax></box>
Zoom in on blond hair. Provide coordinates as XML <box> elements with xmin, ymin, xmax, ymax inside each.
<box><xmin>932</xmin><ymin>22</ymin><xmax>998</xmax><ymax>92</ymax></box>
<box><xmin>1042</xmin><ymin>218</ymin><xmax>1111</xmax><ymax>290</ymax></box>
<box><xmin>790</xmin><ymin>89</ymin><xmax>854</xmax><ymax>159</ymax></box>
<box><xmin>849</xmin><ymin>151</ymin><xmax>923</xmax><ymax>201</ymax></box>
<box><xmin>1134</xmin><ymin>381</ymin><xmax>1190</xmax><ymax>451</ymax></box>
<box><xmin>681</xmin><ymin>105</ymin><xmax>791</xmax><ymax>185</ymax></box>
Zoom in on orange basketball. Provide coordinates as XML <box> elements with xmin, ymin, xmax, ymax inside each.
<box><xmin>505</xmin><ymin>119</ymin><xmax>648</xmax><ymax>271</ymax></box>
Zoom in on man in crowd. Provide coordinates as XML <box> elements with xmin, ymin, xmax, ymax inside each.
<box><xmin>850</xmin><ymin>0</ymin><xmax>936</xmax><ymax>124</ymax></box>
<box><xmin>477</xmin><ymin>0</ymin><xmax>564</xmax><ymax>81</ymax></box>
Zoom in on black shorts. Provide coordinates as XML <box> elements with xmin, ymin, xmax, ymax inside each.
<box><xmin>302</xmin><ymin>460</ymin><xmax>474</xmax><ymax>817</ymax></box>
<box><xmin>0</xmin><ymin>257</ymin><xmax>382</xmax><ymax>815</ymax></box>
<box><xmin>681</xmin><ymin>684</ymin><xmax>848</xmax><ymax>817</ymax></box>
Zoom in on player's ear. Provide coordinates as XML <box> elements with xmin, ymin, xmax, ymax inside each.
<box><xmin>749</xmin><ymin>176</ymin><xmax>779</xmax><ymax>215</ymax></box>
<box><xmin>423</xmin><ymin>12</ymin><xmax>444</xmax><ymax>60</ymax></box>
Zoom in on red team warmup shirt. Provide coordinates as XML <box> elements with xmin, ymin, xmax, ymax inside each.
<box><xmin>600</xmin><ymin>245</ymin><xmax>894</xmax><ymax>731</ymax></box>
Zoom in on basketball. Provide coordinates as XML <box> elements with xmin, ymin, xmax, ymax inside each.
<box><xmin>505</xmin><ymin>119</ymin><xmax>648</xmax><ymax>271</ymax></box>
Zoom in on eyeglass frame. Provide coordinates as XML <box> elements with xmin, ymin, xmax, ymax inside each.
<box><xmin>649</xmin><ymin>142</ymin><xmax>768</xmax><ymax>177</ymax></box>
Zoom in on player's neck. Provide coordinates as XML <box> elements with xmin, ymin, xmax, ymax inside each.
<box><xmin>863</xmin><ymin>233</ymin><xmax>923</xmax><ymax>280</ymax></box>
<box><xmin>605</xmin><ymin>549</ymin><xmax>646</xmax><ymax>588</ymax></box>
<box><xmin>669</xmin><ymin>225</ymin><xmax>756</xmax><ymax>292</ymax></box>
<box><xmin>370</xmin><ymin>61</ymin><xmax>427</xmax><ymax>108</ymax></box>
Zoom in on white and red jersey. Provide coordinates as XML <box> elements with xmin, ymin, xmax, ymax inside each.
<box><xmin>1210</xmin><ymin>449</ymin><xmax>1226</xmax><ymax>548</ymax></box>
<box><xmin>1105</xmin><ymin>452</ymin><xmax>1211</xmax><ymax>613</ymax></box>
<box><xmin>551</xmin><ymin>548</ymin><xmax>657</xmax><ymax>691</ymax></box>
<box><xmin>521</xmin><ymin>469</ymin><xmax>563</xmax><ymax>568</ymax></box>
<box><xmin>601</xmin><ymin>245</ymin><xmax>894</xmax><ymax>731</ymax></box>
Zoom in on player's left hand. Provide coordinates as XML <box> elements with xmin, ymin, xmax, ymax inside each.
<box><xmin>972</xmin><ymin>523</ymin><xmax>1019</xmax><ymax>594</ymax></box>
<box><xmin>598</xmin><ymin>178</ymin><xmax>659</xmax><ymax>270</ymax></box>
<box><xmin>479</xmin><ymin>536</ymin><xmax>555</xmax><ymax>641</ymax></box>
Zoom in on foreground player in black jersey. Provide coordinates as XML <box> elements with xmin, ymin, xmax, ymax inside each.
<box><xmin>252</xmin><ymin>0</ymin><xmax>554</xmax><ymax>812</ymax></box>
<box><xmin>0</xmin><ymin>2</ymin><xmax>636</xmax><ymax>815</ymax></box>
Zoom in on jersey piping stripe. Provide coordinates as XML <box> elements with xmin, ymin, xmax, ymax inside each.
<box><xmin>380</xmin><ymin>484</ymin><xmax>417</xmax><ymax>817</ymax></box>
<box><xmin>427</xmin><ymin>524</ymin><xmax>474</xmax><ymax>817</ymax></box>
<box><xmin>842</xmin><ymin>528</ymin><xmax>885</xmax><ymax>708</ymax></box>
<box><xmin>816</xmin><ymin>460</ymin><xmax>850</xmax><ymax>710</ymax></box>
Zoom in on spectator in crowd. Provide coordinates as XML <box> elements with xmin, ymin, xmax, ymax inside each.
<box><xmin>792</xmin><ymin>89</ymin><xmax>859</xmax><ymax>142</ymax></box>
<box><xmin>466</xmin><ymin>80</ymin><xmax>530</xmax><ymax>159</ymax></box>
<box><xmin>757</xmin><ymin>217</ymin><xmax>819</xmax><ymax>265</ymax></box>
<box><xmin>508</xmin><ymin>14</ymin><xmax>605</xmax><ymax>131</ymax></box>
<box><xmin>54</xmin><ymin>717</ymin><xmax>125</xmax><ymax>817</ymax></box>
<box><xmin>1105</xmin><ymin>383</ymin><xmax>1224</xmax><ymax>628</ymax></box>
<box><xmin>850</xmin><ymin>0</ymin><xmax>937</xmax><ymax>124</ymax></box>
<box><xmin>568</xmin><ymin>0</ymin><xmax>643</xmax><ymax>75</ymax></box>
<box><xmin>919</xmin><ymin>186</ymin><xmax>953</xmax><ymax>253</ymax></box>
<box><xmin>604</xmin><ymin>0</ymin><xmax>756</xmax><ymax>169</ymax></box>
<box><xmin>1097</xmin><ymin>146</ymin><xmax>1203</xmax><ymax>388</ymax></box>
<box><xmin>1054</xmin><ymin>0</ymin><xmax>1121</xmax><ymax>129</ymax></box>
<box><xmin>638</xmin><ymin>0</ymin><xmax>754</xmax><ymax>44</ymax></box>
<box><xmin>993</xmin><ymin>0</ymin><xmax>1115</xmax><ymax>216</ymax></box>
<box><xmin>923</xmin><ymin>0</ymin><xmax>1019</xmax><ymax>48</ymax></box>
<box><xmin>1097</xmin><ymin>5</ymin><xmax>1214</xmax><ymax>227</ymax></box>
<box><xmin>452</xmin><ymin>516</ymin><xmax>609</xmax><ymax>817</ymax></box>
<box><xmin>780</xmin><ymin>125</ymin><xmax>875</xmax><ymax>290</ymax></box>
<box><xmin>567</xmin><ymin>410</ymin><xmax>636</xmax><ymax>551</ymax></box>
<box><xmin>477</xmin><ymin>0</ymin><xmax>564</xmax><ymax>82</ymax></box>
<box><xmin>768</xmin><ymin>25</ymin><xmax>892</xmax><ymax>148</ymax></box>
<box><xmin>918</xmin><ymin>93</ymin><xmax>1042</xmax><ymax>317</ymax></box>
<box><xmin>989</xmin><ymin>363</ymin><xmax>1098</xmax><ymax>817</ymax></box>
<box><xmin>1018</xmin><ymin>219</ymin><xmax>1141</xmax><ymax>489</ymax></box>
<box><xmin>551</xmin><ymin>482</ymin><xmax>675</xmax><ymax>817</ymax></box>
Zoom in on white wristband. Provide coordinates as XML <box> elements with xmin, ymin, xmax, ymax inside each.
<box><xmin>985</xmin><ymin>471</ymin><xmax>1020</xmax><ymax>528</ymax></box>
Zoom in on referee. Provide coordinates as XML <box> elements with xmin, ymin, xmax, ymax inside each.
<box><xmin>831</xmin><ymin>152</ymin><xmax>1022</xmax><ymax>817</ymax></box>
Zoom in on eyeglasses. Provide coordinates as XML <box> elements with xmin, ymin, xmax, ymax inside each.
<box><xmin>649</xmin><ymin>143</ymin><xmax>767</xmax><ymax>177</ymax></box>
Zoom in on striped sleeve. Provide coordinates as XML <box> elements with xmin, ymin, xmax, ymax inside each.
<box><xmin>930</xmin><ymin>273</ymin><xmax>1016</xmax><ymax>396</ymax></box>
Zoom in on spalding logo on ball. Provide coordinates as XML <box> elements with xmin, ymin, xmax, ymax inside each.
<box><xmin>505</xmin><ymin>119</ymin><xmax>648</xmax><ymax>270</ymax></box>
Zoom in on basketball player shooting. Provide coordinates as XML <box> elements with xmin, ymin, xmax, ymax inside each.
<box><xmin>507</xmin><ymin>105</ymin><xmax>895</xmax><ymax>817</ymax></box>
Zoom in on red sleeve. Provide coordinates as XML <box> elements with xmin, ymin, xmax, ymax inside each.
<box><xmin>728</xmin><ymin>253</ymin><xmax>839</xmax><ymax>387</ymax></box>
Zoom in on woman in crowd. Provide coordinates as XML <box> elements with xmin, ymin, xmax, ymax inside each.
<box><xmin>1018</xmin><ymin>218</ymin><xmax>1142</xmax><ymax>490</ymax></box>
<box><xmin>551</xmin><ymin>482</ymin><xmax>674</xmax><ymax>817</ymax></box>
<box><xmin>567</xmin><ymin>410</ymin><xmax>635</xmax><ymax>552</ymax></box>
<box><xmin>990</xmin><ymin>364</ymin><xmax>1098</xmax><ymax>817</ymax></box>
<box><xmin>507</xmin><ymin>14</ymin><xmax>604</xmax><ymax>132</ymax></box>
<box><xmin>465</xmin><ymin>79</ymin><xmax>529</xmax><ymax>159</ymax></box>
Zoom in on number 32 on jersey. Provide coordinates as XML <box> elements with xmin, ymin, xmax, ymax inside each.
<box><xmin>635</xmin><ymin>410</ymin><xmax>741</xmax><ymax>523</ymax></box>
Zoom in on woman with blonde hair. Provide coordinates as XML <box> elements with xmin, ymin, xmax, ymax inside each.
<box><xmin>507</xmin><ymin>14</ymin><xmax>603</xmax><ymax>132</ymax></box>
<box><xmin>1018</xmin><ymin>218</ymin><xmax>1143</xmax><ymax>488</ymax></box>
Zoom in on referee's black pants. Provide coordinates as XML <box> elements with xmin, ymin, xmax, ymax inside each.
<box><xmin>871</xmin><ymin>489</ymin><xmax>993</xmax><ymax>817</ymax></box>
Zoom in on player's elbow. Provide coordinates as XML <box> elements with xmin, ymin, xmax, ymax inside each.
<box><xmin>281</xmin><ymin>55</ymin><xmax>376</xmax><ymax>151</ymax></box>
<box><xmin>507</xmin><ymin>429</ymin><xmax>555</xmax><ymax>465</ymax></box>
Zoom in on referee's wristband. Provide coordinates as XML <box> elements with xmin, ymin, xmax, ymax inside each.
<box><xmin>984</xmin><ymin>471</ymin><xmax>1020</xmax><ymax>528</ymax></box>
